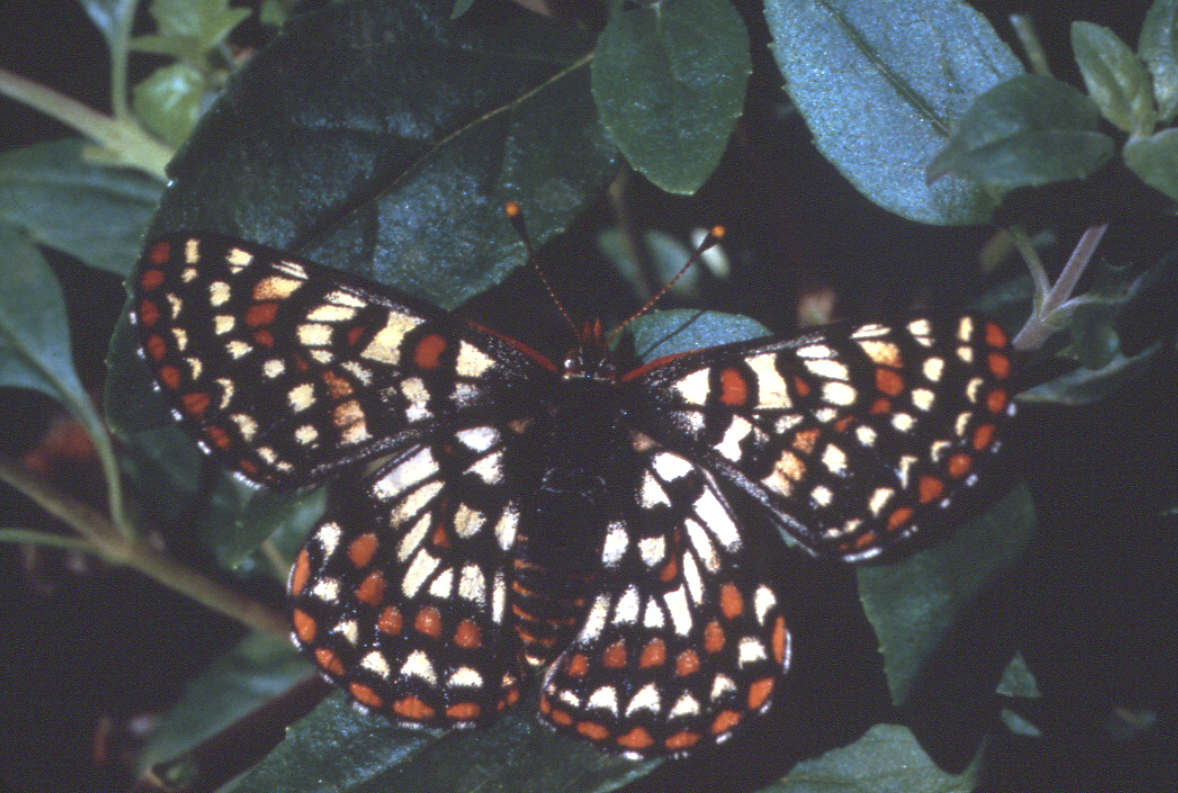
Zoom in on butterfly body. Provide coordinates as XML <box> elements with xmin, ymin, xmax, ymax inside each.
<box><xmin>131</xmin><ymin>231</ymin><xmax>1014</xmax><ymax>757</ymax></box>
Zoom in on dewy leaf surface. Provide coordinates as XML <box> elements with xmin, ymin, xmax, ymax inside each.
<box><xmin>765</xmin><ymin>0</ymin><xmax>1024</xmax><ymax>224</ymax></box>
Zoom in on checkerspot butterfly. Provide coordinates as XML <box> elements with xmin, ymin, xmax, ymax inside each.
<box><xmin>131</xmin><ymin>220</ymin><xmax>1014</xmax><ymax>757</ymax></box>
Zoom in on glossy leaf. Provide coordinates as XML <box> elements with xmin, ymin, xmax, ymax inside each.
<box><xmin>926</xmin><ymin>74</ymin><xmax>1113</xmax><ymax>191</ymax></box>
<box><xmin>857</xmin><ymin>483</ymin><xmax>1036</xmax><ymax>707</ymax></box>
<box><xmin>1124</xmin><ymin>128</ymin><xmax>1178</xmax><ymax>201</ymax></box>
<box><xmin>1139</xmin><ymin>0</ymin><xmax>1178</xmax><ymax>121</ymax></box>
<box><xmin>592</xmin><ymin>0</ymin><xmax>751</xmax><ymax>194</ymax></box>
<box><xmin>133</xmin><ymin>62</ymin><xmax>210</xmax><ymax>147</ymax></box>
<box><xmin>223</xmin><ymin>486</ymin><xmax>328</xmax><ymax>571</ymax></box>
<box><xmin>1072</xmin><ymin>22</ymin><xmax>1156</xmax><ymax>135</ymax></box>
<box><xmin>760</xmin><ymin>724</ymin><xmax>981</xmax><ymax>793</ymax></box>
<box><xmin>627</xmin><ymin>308</ymin><xmax>770</xmax><ymax>361</ymax></box>
<box><xmin>0</xmin><ymin>140</ymin><xmax>163</xmax><ymax>276</ymax></box>
<box><xmin>765</xmin><ymin>0</ymin><xmax>1023</xmax><ymax>225</ymax></box>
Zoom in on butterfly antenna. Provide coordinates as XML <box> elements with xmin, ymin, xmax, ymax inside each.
<box><xmin>606</xmin><ymin>224</ymin><xmax>726</xmax><ymax>345</ymax></box>
<box><xmin>505</xmin><ymin>201</ymin><xmax>578</xmax><ymax>336</ymax></box>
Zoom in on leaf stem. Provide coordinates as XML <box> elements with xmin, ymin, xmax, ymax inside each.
<box><xmin>0</xmin><ymin>454</ymin><xmax>290</xmax><ymax>641</ymax></box>
<box><xmin>1012</xmin><ymin>223</ymin><xmax>1109</xmax><ymax>351</ymax></box>
<box><xmin>0</xmin><ymin>67</ymin><xmax>171</xmax><ymax>179</ymax></box>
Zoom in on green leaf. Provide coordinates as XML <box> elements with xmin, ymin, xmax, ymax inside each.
<box><xmin>237</xmin><ymin>691</ymin><xmax>658</xmax><ymax>792</ymax></box>
<box><xmin>760</xmin><ymin>724</ymin><xmax>982</xmax><ymax>793</ymax></box>
<box><xmin>0</xmin><ymin>140</ymin><xmax>163</xmax><ymax>276</ymax></box>
<box><xmin>450</xmin><ymin>0</ymin><xmax>476</xmax><ymax>20</ymax></box>
<box><xmin>0</xmin><ymin>220</ymin><xmax>124</xmax><ymax>527</ymax></box>
<box><xmin>138</xmin><ymin>633</ymin><xmax>310</xmax><ymax>770</ymax></box>
<box><xmin>1124</xmin><ymin>127</ymin><xmax>1178</xmax><ymax>201</ymax></box>
<box><xmin>1072</xmin><ymin>21</ymin><xmax>1156</xmax><ymax>135</ymax></box>
<box><xmin>222</xmin><ymin>486</ymin><xmax>328</xmax><ymax>570</ymax></box>
<box><xmin>133</xmin><ymin>62</ymin><xmax>212</xmax><ymax>148</ymax></box>
<box><xmin>1140</xmin><ymin>0</ymin><xmax>1178</xmax><ymax>120</ymax></box>
<box><xmin>592</xmin><ymin>0</ymin><xmax>751</xmax><ymax>194</ymax></box>
<box><xmin>765</xmin><ymin>0</ymin><xmax>1024</xmax><ymax>225</ymax></box>
<box><xmin>131</xmin><ymin>0</ymin><xmax>251</xmax><ymax>61</ymax></box>
<box><xmin>857</xmin><ymin>483</ymin><xmax>1037</xmax><ymax>707</ymax></box>
<box><xmin>78</xmin><ymin>0</ymin><xmax>139</xmax><ymax>67</ymax></box>
<box><xmin>995</xmin><ymin>651</ymin><xmax>1039</xmax><ymax>698</ymax></box>
<box><xmin>106</xmin><ymin>0</ymin><xmax>618</xmax><ymax>441</ymax></box>
<box><xmin>926</xmin><ymin>74</ymin><xmax>1113</xmax><ymax>191</ymax></box>
<box><xmin>1018</xmin><ymin>344</ymin><xmax>1161</xmax><ymax>405</ymax></box>
<box><xmin>627</xmin><ymin>309</ymin><xmax>770</xmax><ymax>361</ymax></box>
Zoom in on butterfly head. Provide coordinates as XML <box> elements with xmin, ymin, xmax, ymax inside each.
<box><xmin>563</xmin><ymin>319</ymin><xmax>617</xmax><ymax>381</ymax></box>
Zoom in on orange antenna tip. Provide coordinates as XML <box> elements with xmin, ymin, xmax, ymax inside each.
<box><xmin>710</xmin><ymin>225</ymin><xmax>726</xmax><ymax>239</ymax></box>
<box><xmin>505</xmin><ymin>201</ymin><xmax>521</xmax><ymax>218</ymax></box>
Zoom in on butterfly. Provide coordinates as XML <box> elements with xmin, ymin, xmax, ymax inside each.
<box><xmin>130</xmin><ymin>218</ymin><xmax>1014</xmax><ymax>757</ymax></box>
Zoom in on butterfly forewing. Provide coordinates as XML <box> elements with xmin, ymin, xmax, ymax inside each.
<box><xmin>626</xmin><ymin>315</ymin><xmax>1015</xmax><ymax>559</ymax></box>
<box><xmin>132</xmin><ymin>232</ymin><xmax>549</xmax><ymax>488</ymax></box>
<box><xmin>539</xmin><ymin>448</ymin><xmax>789</xmax><ymax>756</ymax></box>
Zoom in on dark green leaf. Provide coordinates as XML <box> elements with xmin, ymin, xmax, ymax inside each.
<box><xmin>759</xmin><ymin>724</ymin><xmax>981</xmax><ymax>793</ymax></box>
<box><xmin>132</xmin><ymin>62</ymin><xmax>212</xmax><ymax>148</ymax></box>
<box><xmin>1072</xmin><ymin>22</ymin><xmax>1156</xmax><ymax>135</ymax></box>
<box><xmin>857</xmin><ymin>483</ymin><xmax>1036</xmax><ymax>706</ymax></box>
<box><xmin>926</xmin><ymin>74</ymin><xmax>1113</xmax><ymax>191</ymax></box>
<box><xmin>592</xmin><ymin>0</ymin><xmax>751</xmax><ymax>194</ymax></box>
<box><xmin>627</xmin><ymin>309</ymin><xmax>769</xmax><ymax>362</ymax></box>
<box><xmin>765</xmin><ymin>0</ymin><xmax>1023</xmax><ymax>225</ymax></box>
<box><xmin>237</xmin><ymin>690</ymin><xmax>658</xmax><ymax>793</ymax></box>
<box><xmin>1139</xmin><ymin>0</ymin><xmax>1178</xmax><ymax>121</ymax></box>
<box><xmin>104</xmin><ymin>310</ymin><xmax>174</xmax><ymax>437</ymax></box>
<box><xmin>1018</xmin><ymin>344</ymin><xmax>1161</xmax><ymax>405</ymax></box>
<box><xmin>995</xmin><ymin>651</ymin><xmax>1039</xmax><ymax>698</ymax></box>
<box><xmin>139</xmin><ymin>634</ymin><xmax>310</xmax><ymax>770</ymax></box>
<box><xmin>450</xmin><ymin>0</ymin><xmax>476</xmax><ymax>20</ymax></box>
<box><xmin>1124</xmin><ymin>128</ymin><xmax>1178</xmax><ymax>201</ymax></box>
<box><xmin>223</xmin><ymin>486</ymin><xmax>328</xmax><ymax>570</ymax></box>
<box><xmin>131</xmin><ymin>0</ymin><xmax>251</xmax><ymax>60</ymax></box>
<box><xmin>0</xmin><ymin>140</ymin><xmax>163</xmax><ymax>276</ymax></box>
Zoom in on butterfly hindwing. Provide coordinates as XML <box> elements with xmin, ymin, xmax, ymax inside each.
<box><xmin>132</xmin><ymin>232</ymin><xmax>549</xmax><ymax>488</ymax></box>
<box><xmin>539</xmin><ymin>449</ymin><xmax>789</xmax><ymax>756</ymax></box>
<box><xmin>626</xmin><ymin>315</ymin><xmax>1015</xmax><ymax>559</ymax></box>
<box><xmin>290</xmin><ymin>428</ymin><xmax>526</xmax><ymax>726</ymax></box>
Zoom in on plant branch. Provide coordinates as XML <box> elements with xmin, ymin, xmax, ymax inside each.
<box><xmin>0</xmin><ymin>67</ymin><xmax>171</xmax><ymax>179</ymax></box>
<box><xmin>0</xmin><ymin>454</ymin><xmax>290</xmax><ymax>640</ymax></box>
<box><xmin>1012</xmin><ymin>223</ymin><xmax>1109</xmax><ymax>351</ymax></box>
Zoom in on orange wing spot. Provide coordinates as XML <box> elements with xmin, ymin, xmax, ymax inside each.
<box><xmin>972</xmin><ymin>423</ymin><xmax>995</xmax><ymax>451</ymax></box>
<box><xmin>346</xmin><ymin>325</ymin><xmax>365</xmax><ymax>347</ymax></box>
<box><xmin>293</xmin><ymin>354</ymin><xmax>309</xmax><ymax>372</ymax></box>
<box><xmin>617</xmin><ymin>726</ymin><xmax>654</xmax><ymax>751</ymax></box>
<box><xmin>704</xmin><ymin>620</ymin><xmax>725</xmax><ymax>654</ymax></box>
<box><xmin>414</xmin><ymin>333</ymin><xmax>447</xmax><ymax>370</ymax></box>
<box><xmin>446</xmin><ymin>702</ymin><xmax>481</xmax><ymax>720</ymax></box>
<box><xmin>875</xmin><ymin>367</ymin><xmax>904</xmax><ymax>396</ymax></box>
<box><xmin>431</xmin><ymin>523</ymin><xmax>451</xmax><ymax>549</ymax></box>
<box><xmin>834</xmin><ymin>415</ymin><xmax>855</xmax><ymax>432</ymax></box>
<box><xmin>204</xmin><ymin>424</ymin><xmax>231</xmax><ymax>450</ymax></box>
<box><xmin>239</xmin><ymin>458</ymin><xmax>259</xmax><ymax>476</ymax></box>
<box><xmin>503</xmin><ymin>687</ymin><xmax>520</xmax><ymax>707</ymax></box>
<box><xmin>772</xmin><ymin>615</ymin><xmax>788</xmax><ymax>664</ymax></box>
<box><xmin>887</xmin><ymin>506</ymin><xmax>914</xmax><ymax>532</ymax></box>
<box><xmin>321</xmin><ymin>369</ymin><xmax>354</xmax><ymax>399</ymax></box>
<box><xmin>245</xmin><ymin>301</ymin><xmax>279</xmax><ymax>328</ymax></box>
<box><xmin>748</xmin><ymin>677</ymin><xmax>775</xmax><ymax>710</ymax></box>
<box><xmin>718</xmin><ymin>367</ymin><xmax>749</xmax><ymax>407</ymax></box>
<box><xmin>393</xmin><ymin>694</ymin><xmax>434</xmax><ymax>720</ymax></box>
<box><xmin>548</xmin><ymin>707</ymin><xmax>573</xmax><ymax>726</ymax></box>
<box><xmin>988</xmin><ymin>352</ymin><xmax>1011</xmax><ymax>380</ymax></box>
<box><xmin>253</xmin><ymin>329</ymin><xmax>275</xmax><ymax>347</ymax></box>
<box><xmin>664</xmin><ymin>731</ymin><xmax>701</xmax><ymax>751</ymax></box>
<box><xmin>658</xmin><ymin>557</ymin><xmax>678</xmax><ymax>582</ymax></box>
<box><xmin>137</xmin><ymin>299</ymin><xmax>160</xmax><ymax>327</ymax></box>
<box><xmin>675</xmin><ymin>649</ymin><xmax>701</xmax><ymax>677</ymax></box>
<box><xmin>315</xmin><ymin>647</ymin><xmax>345</xmax><ymax>677</ymax></box>
<box><xmin>853</xmin><ymin>530</ymin><xmax>878</xmax><ymax>550</ymax></box>
<box><xmin>870</xmin><ymin>397</ymin><xmax>891</xmax><ymax>415</ymax></box>
<box><xmin>987</xmin><ymin>388</ymin><xmax>1008</xmax><ymax>414</ymax></box>
<box><xmin>454</xmin><ymin>618</ymin><xmax>482</xmax><ymax>649</ymax></box>
<box><xmin>291</xmin><ymin>608</ymin><xmax>316</xmax><ymax>643</ymax></box>
<box><xmin>948</xmin><ymin>452</ymin><xmax>973</xmax><ymax>479</ymax></box>
<box><xmin>603</xmin><ymin>639</ymin><xmax>627</xmax><ymax>669</ymax></box>
<box><xmin>576</xmin><ymin>721</ymin><xmax>610</xmax><ymax>741</ymax></box>
<box><xmin>182</xmin><ymin>391</ymin><xmax>211</xmax><ymax>418</ymax></box>
<box><xmin>289</xmin><ymin>548</ymin><xmax>311</xmax><ymax>596</ymax></box>
<box><xmin>919</xmin><ymin>475</ymin><xmax>945</xmax><ymax>503</ymax></box>
<box><xmin>711</xmin><ymin>710</ymin><xmax>742</xmax><ymax>735</ymax></box>
<box><xmin>792</xmin><ymin>427</ymin><xmax>820</xmax><ymax>454</ymax></box>
<box><xmin>720</xmin><ymin>582</ymin><xmax>744</xmax><ymax>619</ymax></box>
<box><xmin>538</xmin><ymin>694</ymin><xmax>552</xmax><ymax>714</ymax></box>
<box><xmin>565</xmin><ymin>653</ymin><xmax>589</xmax><ymax>678</ymax></box>
<box><xmin>354</xmin><ymin>570</ymin><xmax>386</xmax><ymax>607</ymax></box>
<box><xmin>348</xmin><ymin>532</ymin><xmax>378</xmax><ymax>568</ymax></box>
<box><xmin>145</xmin><ymin>334</ymin><xmax>167</xmax><ymax>361</ymax></box>
<box><xmin>147</xmin><ymin>242</ymin><xmax>171</xmax><ymax>266</ymax></box>
<box><xmin>793</xmin><ymin>375</ymin><xmax>811</xmax><ymax>397</ymax></box>
<box><xmin>159</xmin><ymin>365</ymin><xmax>181</xmax><ymax>390</ymax></box>
<box><xmin>639</xmin><ymin>638</ymin><xmax>667</xmax><ymax>668</ymax></box>
<box><xmin>415</xmin><ymin>605</ymin><xmax>443</xmax><ymax>638</ymax></box>
<box><xmin>985</xmin><ymin>320</ymin><xmax>1008</xmax><ymax>349</ymax></box>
